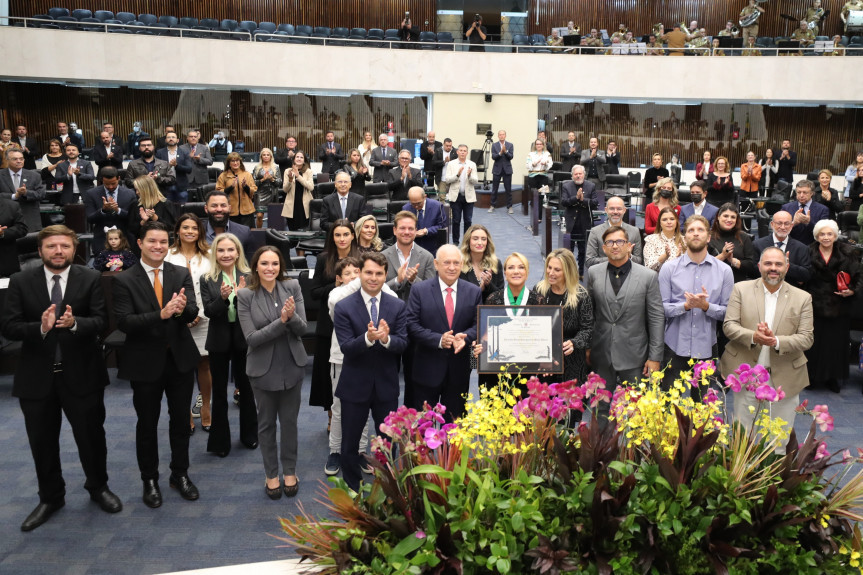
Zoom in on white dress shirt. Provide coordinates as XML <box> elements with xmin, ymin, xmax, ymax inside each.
<box><xmin>756</xmin><ymin>285</ymin><xmax>781</xmax><ymax>367</ymax></box>
<box><xmin>139</xmin><ymin>260</ymin><xmax>165</xmax><ymax>288</ymax></box>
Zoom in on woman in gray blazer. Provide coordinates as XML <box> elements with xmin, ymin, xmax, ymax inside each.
<box><xmin>237</xmin><ymin>246</ymin><xmax>308</xmax><ymax>500</ymax></box>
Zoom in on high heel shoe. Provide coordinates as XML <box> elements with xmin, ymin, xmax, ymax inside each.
<box><xmin>266</xmin><ymin>480</ymin><xmax>282</xmax><ymax>500</ymax></box>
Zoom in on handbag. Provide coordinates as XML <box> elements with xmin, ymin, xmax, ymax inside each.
<box><xmin>837</xmin><ymin>271</ymin><xmax>851</xmax><ymax>292</ymax></box>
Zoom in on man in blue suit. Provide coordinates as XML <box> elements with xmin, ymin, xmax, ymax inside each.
<box><xmin>406</xmin><ymin>245</ymin><xmax>481</xmax><ymax>420</ymax></box>
<box><xmin>333</xmin><ymin>252</ymin><xmax>409</xmax><ymax>491</ymax></box>
<box><xmin>155</xmin><ymin>132</ymin><xmax>193</xmax><ymax>203</ymax></box>
<box><xmin>489</xmin><ymin>130</ymin><xmax>514</xmax><ymax>213</ymax></box>
<box><xmin>403</xmin><ymin>186</ymin><xmax>448</xmax><ymax>256</ymax></box>
<box><xmin>782</xmin><ymin>180</ymin><xmax>828</xmax><ymax>245</ymax></box>
<box><xmin>679</xmin><ymin>180</ymin><xmax>719</xmax><ymax>227</ymax></box>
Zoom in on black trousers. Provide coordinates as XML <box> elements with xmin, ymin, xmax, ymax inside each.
<box><xmin>229</xmin><ymin>214</ymin><xmax>255</xmax><ymax>229</ymax></box>
<box><xmin>491</xmin><ymin>172</ymin><xmax>512</xmax><ymax>208</ymax></box>
<box><xmin>208</xmin><ymin>326</ymin><xmax>258</xmax><ymax>455</ymax></box>
<box><xmin>341</xmin><ymin>395</ymin><xmax>397</xmax><ymax>491</ymax></box>
<box><xmin>425</xmin><ymin>170</ymin><xmax>437</xmax><ymax>188</ymax></box>
<box><xmin>19</xmin><ymin>372</ymin><xmax>108</xmax><ymax>504</ymax></box>
<box><xmin>413</xmin><ymin>363</ymin><xmax>469</xmax><ymax>422</ymax></box>
<box><xmin>131</xmin><ymin>351</ymin><xmax>194</xmax><ymax>480</ymax></box>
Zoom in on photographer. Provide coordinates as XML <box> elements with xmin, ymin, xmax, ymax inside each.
<box><xmin>466</xmin><ymin>14</ymin><xmax>487</xmax><ymax>52</ymax></box>
<box><xmin>399</xmin><ymin>13</ymin><xmax>419</xmax><ymax>43</ymax></box>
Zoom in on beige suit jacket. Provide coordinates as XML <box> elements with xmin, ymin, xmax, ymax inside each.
<box><xmin>442</xmin><ymin>159</ymin><xmax>479</xmax><ymax>203</ymax></box>
<box><xmin>720</xmin><ymin>279</ymin><xmax>814</xmax><ymax>397</ymax></box>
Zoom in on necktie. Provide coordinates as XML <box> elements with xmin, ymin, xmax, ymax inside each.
<box><xmin>13</xmin><ymin>172</ymin><xmax>20</xmax><ymax>189</ymax></box>
<box><xmin>776</xmin><ymin>241</ymin><xmax>784</xmax><ymax>250</ymax></box>
<box><xmin>153</xmin><ymin>269</ymin><xmax>163</xmax><ymax>308</ymax></box>
<box><xmin>800</xmin><ymin>203</ymin><xmax>807</xmax><ymax>215</ymax></box>
<box><xmin>369</xmin><ymin>296</ymin><xmax>378</xmax><ymax>326</ymax></box>
<box><xmin>444</xmin><ymin>287</ymin><xmax>454</xmax><ymax>329</ymax></box>
<box><xmin>340</xmin><ymin>195</ymin><xmax>347</xmax><ymax>218</ymax></box>
<box><xmin>51</xmin><ymin>275</ymin><xmax>63</xmax><ymax>360</ymax></box>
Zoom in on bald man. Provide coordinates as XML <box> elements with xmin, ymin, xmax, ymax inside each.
<box><xmin>403</xmin><ymin>186</ymin><xmax>448</xmax><ymax>255</ymax></box>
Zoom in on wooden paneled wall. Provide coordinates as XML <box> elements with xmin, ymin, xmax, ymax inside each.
<box><xmin>0</xmin><ymin>84</ymin><xmax>429</xmax><ymax>158</ymax></box>
<box><xmin>11</xmin><ymin>0</ymin><xmax>436</xmax><ymax>31</ymax></box>
<box><xmin>12</xmin><ymin>0</ymin><xmax>849</xmax><ymax>38</ymax></box>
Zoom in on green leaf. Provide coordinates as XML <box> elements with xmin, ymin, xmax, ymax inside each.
<box><xmin>511</xmin><ymin>512</ymin><xmax>524</xmax><ymax>532</ymax></box>
<box><xmin>407</xmin><ymin>464</ymin><xmax>451</xmax><ymax>479</ymax></box>
<box><xmin>391</xmin><ymin>532</ymin><xmax>426</xmax><ymax>557</ymax></box>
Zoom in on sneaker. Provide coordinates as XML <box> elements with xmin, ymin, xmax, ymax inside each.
<box><xmin>233</xmin><ymin>389</ymin><xmax>240</xmax><ymax>406</ymax></box>
<box><xmin>191</xmin><ymin>394</ymin><xmax>202</xmax><ymax>418</ymax></box>
<box><xmin>360</xmin><ymin>461</ymin><xmax>374</xmax><ymax>475</ymax></box>
<box><xmin>508</xmin><ymin>207</ymin><xmax>514</xmax><ymax>214</ymax></box>
<box><xmin>487</xmin><ymin>206</ymin><xmax>495</xmax><ymax>213</ymax></box>
<box><xmin>324</xmin><ymin>453</ymin><xmax>341</xmax><ymax>476</ymax></box>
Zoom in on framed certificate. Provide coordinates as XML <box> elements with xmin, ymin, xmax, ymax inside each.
<box><xmin>476</xmin><ymin>305</ymin><xmax>564</xmax><ymax>374</ymax></box>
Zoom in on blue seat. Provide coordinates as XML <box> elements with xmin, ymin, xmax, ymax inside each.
<box><xmin>384</xmin><ymin>28</ymin><xmax>399</xmax><ymax>38</ymax></box>
<box><xmin>159</xmin><ymin>15</ymin><xmax>178</xmax><ymax>27</ymax></box>
<box><xmin>296</xmin><ymin>24</ymin><xmax>313</xmax><ymax>35</ymax></box>
<box><xmin>239</xmin><ymin>20</ymin><xmax>257</xmax><ymax>33</ymax></box>
<box><xmin>79</xmin><ymin>17</ymin><xmax>101</xmax><ymax>30</ymax></box>
<box><xmin>367</xmin><ymin>28</ymin><xmax>384</xmax><ymax>39</ymax></box>
<box><xmin>437</xmin><ymin>31</ymin><xmax>454</xmax><ymax>50</ymax></box>
<box><xmin>94</xmin><ymin>10</ymin><xmax>113</xmax><ymax>22</ymax></box>
<box><xmin>309</xmin><ymin>31</ymin><xmax>329</xmax><ymax>45</ymax></box>
<box><xmin>107</xmin><ymin>28</ymin><xmax>132</xmax><ymax>34</ymax></box>
<box><xmin>852</xmin><ymin>35</ymin><xmax>863</xmax><ymax>44</ymax></box>
<box><xmin>137</xmin><ymin>14</ymin><xmax>157</xmax><ymax>26</ymax></box>
<box><xmin>220</xmin><ymin>19</ymin><xmax>238</xmax><ymax>31</ymax></box>
<box><xmin>530</xmin><ymin>33</ymin><xmax>546</xmax><ymax>45</ymax></box>
<box><xmin>179</xmin><ymin>17</ymin><xmax>198</xmax><ymax>28</ymax></box>
<box><xmin>331</xmin><ymin>27</ymin><xmax>349</xmax><ymax>37</ymax></box>
<box><xmin>314</xmin><ymin>26</ymin><xmax>331</xmax><ymax>37</ymax></box>
<box><xmin>287</xmin><ymin>32</ymin><xmax>309</xmax><ymax>44</ymax></box>
<box><xmin>71</xmin><ymin>9</ymin><xmax>92</xmax><ymax>20</ymax></box>
<box><xmin>257</xmin><ymin>21</ymin><xmax>277</xmax><ymax>33</ymax></box>
<box><xmin>351</xmin><ymin>28</ymin><xmax>366</xmax><ymax>37</ymax></box>
<box><xmin>200</xmin><ymin>18</ymin><xmax>219</xmax><ymax>29</ymax></box>
<box><xmin>55</xmin><ymin>16</ymin><xmax>79</xmax><ymax>29</ymax></box>
<box><xmin>278</xmin><ymin>23</ymin><xmax>295</xmax><ymax>34</ymax></box>
<box><xmin>116</xmin><ymin>12</ymin><xmax>136</xmax><ymax>23</ymax></box>
<box><xmin>30</xmin><ymin>14</ymin><xmax>52</xmax><ymax>27</ymax></box>
<box><xmin>347</xmin><ymin>34</ymin><xmax>368</xmax><ymax>47</ymax></box>
<box><xmin>48</xmin><ymin>7</ymin><xmax>70</xmax><ymax>18</ymax></box>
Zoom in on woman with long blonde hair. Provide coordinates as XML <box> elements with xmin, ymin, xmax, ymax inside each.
<box><xmin>252</xmin><ymin>147</ymin><xmax>282</xmax><ymax>228</ymax></box>
<box><xmin>458</xmin><ymin>224</ymin><xmax>502</xmax><ymax>301</ymax></box>
<box><xmin>354</xmin><ymin>214</ymin><xmax>383</xmax><ymax>252</ymax></box>
<box><xmin>129</xmin><ymin>175</ymin><xmax>177</xmax><ymax>241</ymax></box>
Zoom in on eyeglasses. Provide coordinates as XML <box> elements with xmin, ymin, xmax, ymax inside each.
<box><xmin>603</xmin><ymin>239</ymin><xmax>628</xmax><ymax>247</ymax></box>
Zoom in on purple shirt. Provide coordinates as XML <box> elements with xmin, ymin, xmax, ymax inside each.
<box><xmin>658</xmin><ymin>251</ymin><xmax>734</xmax><ymax>358</ymax></box>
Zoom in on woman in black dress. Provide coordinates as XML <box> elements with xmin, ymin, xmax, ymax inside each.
<box><xmin>309</xmin><ymin>219</ymin><xmax>359</xmax><ymax>425</ymax></box>
<box><xmin>707</xmin><ymin>156</ymin><xmax>736</xmax><ymax>206</ymax></box>
<box><xmin>459</xmin><ymin>224</ymin><xmax>503</xmax><ymax>302</ymax></box>
<box><xmin>344</xmin><ymin>148</ymin><xmax>371</xmax><ymax>195</ymax></box>
<box><xmin>806</xmin><ymin>219</ymin><xmax>862</xmax><ymax>393</ymax></box>
<box><xmin>708</xmin><ymin>203</ymin><xmax>757</xmax><ymax>284</ymax></box>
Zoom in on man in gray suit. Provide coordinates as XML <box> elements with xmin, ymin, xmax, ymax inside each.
<box><xmin>1</xmin><ymin>148</ymin><xmax>46</xmax><ymax>232</ymax></box>
<box><xmin>585</xmin><ymin>196</ymin><xmax>642</xmax><ymax>270</ymax></box>
<box><xmin>369</xmin><ymin>134</ymin><xmax>398</xmax><ymax>182</ymax></box>
<box><xmin>580</xmin><ymin>137</ymin><xmax>607</xmax><ymax>190</ymax></box>
<box><xmin>587</xmin><ymin>225</ymin><xmax>664</xmax><ymax>404</ymax></box>
<box><xmin>179</xmin><ymin>130</ymin><xmax>213</xmax><ymax>191</ymax></box>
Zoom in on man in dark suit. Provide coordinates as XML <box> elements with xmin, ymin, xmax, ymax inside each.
<box><xmin>155</xmin><ymin>132</ymin><xmax>193</xmax><ymax>203</ymax></box>
<box><xmin>1</xmin><ymin>148</ymin><xmax>46</xmax><ymax>232</ymax></box>
<box><xmin>113</xmin><ymin>221</ymin><xmax>202</xmax><ymax>508</ymax></box>
<box><xmin>434</xmin><ymin>139</ymin><xmax>456</xmax><ymax>199</ymax></box>
<box><xmin>782</xmin><ymin>180</ymin><xmax>828</xmax><ymax>245</ymax></box>
<box><xmin>91</xmin><ymin>130</ymin><xmax>125</xmax><ymax>174</ymax></box>
<box><xmin>404</xmin><ymin>186</ymin><xmax>447</xmax><ymax>255</ymax></box>
<box><xmin>317</xmin><ymin>130</ymin><xmax>344</xmax><ymax>179</ymax></box>
<box><xmin>0</xmin><ymin>196</ymin><xmax>27</xmax><ymax>277</ymax></box>
<box><xmin>406</xmin><ymin>244</ymin><xmax>481</xmax><ymax>419</ymax></box>
<box><xmin>679</xmin><ymin>180</ymin><xmax>719</xmax><ymax>227</ymax></box>
<box><xmin>387</xmin><ymin>149</ymin><xmax>423</xmax><ymax>202</ymax></box>
<box><xmin>55</xmin><ymin>121</ymin><xmax>84</xmax><ymax>151</ymax></box>
<box><xmin>1</xmin><ymin>225</ymin><xmax>121</xmax><ymax>531</ymax></box>
<box><xmin>777</xmin><ymin>139</ymin><xmax>797</xmax><ymax>184</ymax></box>
<box><xmin>15</xmin><ymin>124</ymin><xmax>40</xmax><ymax>170</ymax></box>
<box><xmin>753</xmin><ymin>209</ymin><xmax>811</xmax><ymax>287</ymax></box>
<box><xmin>179</xmin><ymin>129</ymin><xmax>214</xmax><ymax>190</ymax></box>
<box><xmin>560</xmin><ymin>165</ymin><xmax>599</xmax><ymax>275</ymax></box>
<box><xmin>321</xmin><ymin>170</ymin><xmax>369</xmax><ymax>232</ymax></box>
<box><xmin>127</xmin><ymin>122</ymin><xmax>150</xmax><ymax>159</ymax></box>
<box><xmin>369</xmin><ymin>133</ymin><xmax>398</xmax><ymax>182</ymax></box>
<box><xmin>203</xmin><ymin>190</ymin><xmax>253</xmax><ymax>256</ymax></box>
<box><xmin>490</xmin><ymin>130</ymin><xmax>514</xmax><ymax>213</ymax></box>
<box><xmin>580</xmin><ymin>137</ymin><xmax>608</xmax><ymax>190</ymax></box>
<box><xmin>333</xmin><ymin>251</ymin><xmax>408</xmax><ymax>491</ymax></box>
<box><xmin>84</xmin><ymin>166</ymin><xmax>137</xmax><ymax>255</ymax></box>
<box><xmin>274</xmin><ymin>134</ymin><xmax>301</xmax><ymax>175</ymax></box>
<box><xmin>560</xmin><ymin>131</ymin><xmax>582</xmax><ymax>174</ymax></box>
<box><xmin>419</xmin><ymin>131</ymin><xmax>443</xmax><ymax>187</ymax></box>
<box><xmin>54</xmin><ymin>143</ymin><xmax>95</xmax><ymax>205</ymax></box>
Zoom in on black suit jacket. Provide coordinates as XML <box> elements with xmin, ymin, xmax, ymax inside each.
<box><xmin>560</xmin><ymin>180</ymin><xmax>599</xmax><ymax>235</ymax></box>
<box><xmin>54</xmin><ymin>159</ymin><xmax>96</xmax><ymax>203</ymax></box>
<box><xmin>370</xmin><ymin>146</ymin><xmax>399</xmax><ymax>182</ymax></box>
<box><xmin>317</xmin><ymin>142</ymin><xmax>344</xmax><ymax>174</ymax></box>
<box><xmin>321</xmin><ymin>192</ymin><xmax>369</xmax><ymax>231</ymax></box>
<box><xmin>1</xmin><ymin>265</ymin><xmax>108</xmax><ymax>399</ymax></box>
<box><xmin>387</xmin><ymin>166</ymin><xmax>423</xmax><ymax>201</ymax></box>
<box><xmin>433</xmin><ymin>148</ymin><xmax>456</xmax><ymax>180</ymax></box>
<box><xmin>420</xmin><ymin>140</ymin><xmax>442</xmax><ymax>173</ymax></box>
<box><xmin>560</xmin><ymin>141</ymin><xmax>582</xmax><ymax>174</ymax></box>
<box><xmin>84</xmin><ymin>185</ymin><xmax>137</xmax><ymax>251</ymax></box>
<box><xmin>56</xmin><ymin>132</ymin><xmax>85</xmax><ymax>151</ymax></box>
<box><xmin>0</xmin><ymin>197</ymin><xmax>27</xmax><ymax>277</ymax></box>
<box><xmin>200</xmin><ymin>272</ymin><xmax>248</xmax><ymax>353</ymax></box>
<box><xmin>0</xmin><ymin>168</ymin><xmax>46</xmax><ymax>231</ymax></box>
<box><xmin>91</xmin><ymin>142</ymin><xmax>125</xmax><ymax>172</ymax></box>
<box><xmin>155</xmin><ymin>147</ymin><xmax>193</xmax><ymax>192</ymax></box>
<box><xmin>112</xmin><ymin>261</ymin><xmax>201</xmax><ymax>381</ymax></box>
<box><xmin>18</xmin><ymin>137</ymin><xmax>40</xmax><ymax>170</ymax></box>
<box><xmin>752</xmin><ymin>234</ymin><xmax>812</xmax><ymax>287</ymax></box>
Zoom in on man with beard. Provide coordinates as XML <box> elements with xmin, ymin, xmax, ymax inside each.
<box><xmin>54</xmin><ymin>143</ymin><xmax>95</xmax><ymax>205</ymax></box>
<box><xmin>92</xmin><ymin>130</ymin><xmax>125</xmax><ymax>173</ymax></box>
<box><xmin>317</xmin><ymin>130</ymin><xmax>344</xmax><ymax>180</ymax></box>
<box><xmin>55</xmin><ymin>121</ymin><xmax>84</xmax><ymax>151</ymax></box>
<box><xmin>560</xmin><ymin>165</ymin><xmax>598</xmax><ymax>276</ymax></box>
<box><xmin>776</xmin><ymin>139</ymin><xmax>797</xmax><ymax>184</ymax></box>
<box><xmin>579</xmin><ymin>137</ymin><xmax>607</xmax><ymax>190</ymax></box>
<box><xmin>752</xmin><ymin>210</ymin><xmax>811</xmax><ymax>287</ymax></box>
<box><xmin>203</xmin><ymin>190</ymin><xmax>252</xmax><ymax>256</ymax></box>
<box><xmin>155</xmin><ymin>132</ymin><xmax>193</xmax><ymax>203</ymax></box>
<box><xmin>585</xmin><ymin>196</ymin><xmax>643</xmax><ymax>270</ymax></box>
<box><xmin>125</xmin><ymin>138</ymin><xmax>176</xmax><ymax>194</ymax></box>
<box><xmin>84</xmin><ymin>166</ymin><xmax>137</xmax><ymax>254</ymax></box>
<box><xmin>721</xmin><ymin>247</ymin><xmax>813</xmax><ymax>448</ymax></box>
<box><xmin>658</xmin><ymin>215</ymin><xmax>734</xmax><ymax>394</ymax></box>
<box><xmin>274</xmin><ymin>134</ymin><xmax>301</xmax><ymax>175</ymax></box>
<box><xmin>1</xmin><ymin>225</ymin><xmax>121</xmax><ymax>531</ymax></box>
<box><xmin>179</xmin><ymin>130</ymin><xmax>213</xmax><ymax>191</ymax></box>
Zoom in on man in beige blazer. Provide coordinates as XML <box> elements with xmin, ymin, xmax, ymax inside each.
<box><xmin>442</xmin><ymin>144</ymin><xmax>479</xmax><ymax>245</ymax></box>
<box><xmin>721</xmin><ymin>247</ymin><xmax>814</xmax><ymax>448</ymax></box>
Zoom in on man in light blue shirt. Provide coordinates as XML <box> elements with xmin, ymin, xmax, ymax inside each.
<box><xmin>658</xmin><ymin>214</ymin><xmax>734</xmax><ymax>397</ymax></box>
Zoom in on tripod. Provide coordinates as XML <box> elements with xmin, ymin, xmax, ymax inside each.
<box><xmin>479</xmin><ymin>135</ymin><xmax>493</xmax><ymax>189</ymax></box>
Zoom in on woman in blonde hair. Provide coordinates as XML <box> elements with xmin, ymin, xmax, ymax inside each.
<box><xmin>354</xmin><ymin>214</ymin><xmax>383</xmax><ymax>252</ymax></box>
<box><xmin>533</xmin><ymin>248</ymin><xmax>594</xmax><ymax>388</ymax></box>
<box><xmin>343</xmin><ymin>148</ymin><xmax>371</xmax><ymax>195</ymax></box>
<box><xmin>252</xmin><ymin>147</ymin><xmax>282</xmax><ymax>228</ymax></box>
<box><xmin>216</xmin><ymin>152</ymin><xmax>257</xmax><ymax>228</ymax></box>
<box><xmin>707</xmin><ymin>156</ymin><xmax>735</xmax><ymax>206</ymax></box>
<box><xmin>129</xmin><ymin>175</ymin><xmax>178</xmax><ymax>241</ymax></box>
<box><xmin>459</xmin><ymin>224</ymin><xmax>503</xmax><ymax>301</ymax></box>
<box><xmin>644</xmin><ymin>177</ymin><xmax>681</xmax><ymax>234</ymax></box>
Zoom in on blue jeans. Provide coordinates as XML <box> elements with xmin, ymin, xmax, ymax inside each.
<box><xmin>450</xmin><ymin>195</ymin><xmax>474</xmax><ymax>245</ymax></box>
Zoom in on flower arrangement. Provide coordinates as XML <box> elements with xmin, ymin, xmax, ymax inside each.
<box><xmin>277</xmin><ymin>364</ymin><xmax>863</xmax><ymax>574</ymax></box>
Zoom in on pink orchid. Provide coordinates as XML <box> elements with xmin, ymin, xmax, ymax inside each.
<box><xmin>424</xmin><ymin>427</ymin><xmax>447</xmax><ymax>450</ymax></box>
<box><xmin>795</xmin><ymin>399</ymin><xmax>809</xmax><ymax>413</ymax></box>
<box><xmin>815</xmin><ymin>441</ymin><xmax>830</xmax><ymax>460</ymax></box>
<box><xmin>812</xmin><ymin>404</ymin><xmax>834</xmax><ymax>432</ymax></box>
<box><xmin>843</xmin><ymin>450</ymin><xmax>853</xmax><ymax>463</ymax></box>
<box><xmin>754</xmin><ymin>383</ymin><xmax>778</xmax><ymax>402</ymax></box>
<box><xmin>725</xmin><ymin>373</ymin><xmax>742</xmax><ymax>393</ymax></box>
